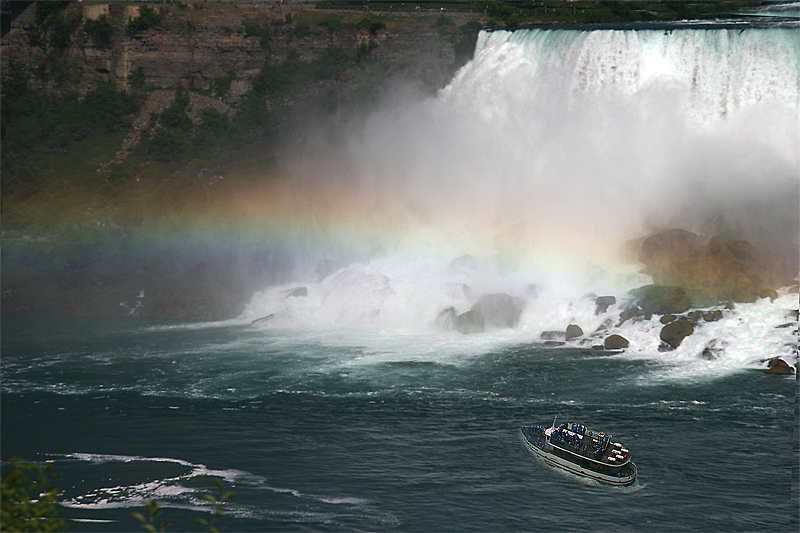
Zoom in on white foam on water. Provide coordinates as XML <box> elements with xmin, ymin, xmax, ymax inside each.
<box><xmin>57</xmin><ymin>452</ymin><xmax>391</xmax><ymax>524</ymax></box>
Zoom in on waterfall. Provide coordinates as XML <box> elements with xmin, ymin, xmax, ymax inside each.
<box><xmin>244</xmin><ymin>22</ymin><xmax>799</xmax><ymax>335</ymax></box>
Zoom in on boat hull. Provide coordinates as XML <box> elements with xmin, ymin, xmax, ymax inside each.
<box><xmin>523</xmin><ymin>431</ymin><xmax>636</xmax><ymax>486</ymax></box>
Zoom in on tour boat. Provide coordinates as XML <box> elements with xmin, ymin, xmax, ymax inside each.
<box><xmin>521</xmin><ymin>419</ymin><xmax>636</xmax><ymax>486</ymax></box>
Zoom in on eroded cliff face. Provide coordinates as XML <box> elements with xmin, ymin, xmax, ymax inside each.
<box><xmin>1</xmin><ymin>2</ymin><xmax>478</xmax><ymax>319</ymax></box>
<box><xmin>2</xmin><ymin>1</ymin><xmax>468</xmax><ymax>101</ymax></box>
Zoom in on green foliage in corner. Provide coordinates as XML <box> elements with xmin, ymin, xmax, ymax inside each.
<box><xmin>0</xmin><ymin>458</ymin><xmax>67</xmax><ymax>532</ymax></box>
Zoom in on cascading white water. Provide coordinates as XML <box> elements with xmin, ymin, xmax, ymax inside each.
<box><xmin>242</xmin><ymin>24</ymin><xmax>799</xmax><ymax>373</ymax></box>
<box><xmin>345</xmin><ymin>26</ymin><xmax>799</xmax><ymax>256</ymax></box>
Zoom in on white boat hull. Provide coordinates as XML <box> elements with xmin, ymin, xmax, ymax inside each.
<box><xmin>523</xmin><ymin>433</ymin><xmax>636</xmax><ymax>486</ymax></box>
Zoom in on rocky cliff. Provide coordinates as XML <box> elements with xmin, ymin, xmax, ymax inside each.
<box><xmin>1</xmin><ymin>1</ymin><xmax>482</xmax><ymax>319</ymax></box>
<box><xmin>2</xmin><ymin>1</ymin><xmax>472</xmax><ymax>101</ymax></box>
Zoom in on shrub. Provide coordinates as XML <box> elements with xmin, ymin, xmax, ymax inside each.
<box><xmin>0</xmin><ymin>458</ymin><xmax>67</xmax><ymax>532</ymax></box>
<box><xmin>193</xmin><ymin>108</ymin><xmax>231</xmax><ymax>149</ymax></box>
<box><xmin>312</xmin><ymin>47</ymin><xmax>351</xmax><ymax>80</ymax></box>
<box><xmin>243</xmin><ymin>21</ymin><xmax>271</xmax><ymax>47</ymax></box>
<box><xmin>158</xmin><ymin>85</ymin><xmax>192</xmax><ymax>131</ymax></box>
<box><xmin>210</xmin><ymin>71</ymin><xmax>235</xmax><ymax>98</ymax></box>
<box><xmin>291</xmin><ymin>18</ymin><xmax>312</xmax><ymax>39</ymax></box>
<box><xmin>317</xmin><ymin>14</ymin><xmax>344</xmax><ymax>34</ymax></box>
<box><xmin>128</xmin><ymin>5</ymin><xmax>163</xmax><ymax>36</ymax></box>
<box><xmin>34</xmin><ymin>1</ymin><xmax>70</xmax><ymax>27</ymax></box>
<box><xmin>356</xmin><ymin>16</ymin><xmax>386</xmax><ymax>35</ymax></box>
<box><xmin>84</xmin><ymin>14</ymin><xmax>113</xmax><ymax>49</ymax></box>
<box><xmin>149</xmin><ymin>126</ymin><xmax>187</xmax><ymax>162</ymax></box>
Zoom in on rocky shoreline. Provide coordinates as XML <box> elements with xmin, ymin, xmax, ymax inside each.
<box><xmin>428</xmin><ymin>228</ymin><xmax>797</xmax><ymax>374</ymax></box>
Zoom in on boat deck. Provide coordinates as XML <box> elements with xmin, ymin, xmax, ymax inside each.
<box><xmin>547</xmin><ymin>425</ymin><xmax>631</xmax><ymax>466</ymax></box>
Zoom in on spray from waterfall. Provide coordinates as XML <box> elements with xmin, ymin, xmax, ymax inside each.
<box><xmin>241</xmin><ymin>25</ymin><xmax>799</xmax><ymax>337</ymax></box>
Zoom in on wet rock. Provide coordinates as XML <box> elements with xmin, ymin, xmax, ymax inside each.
<box><xmin>450</xmin><ymin>254</ymin><xmax>478</xmax><ymax>271</ymax></box>
<box><xmin>541</xmin><ymin>331</ymin><xmax>565</xmax><ymax>341</ymax></box>
<box><xmin>438</xmin><ymin>293</ymin><xmax>523</xmax><ymax>334</ymax></box>
<box><xmin>471</xmin><ymin>293</ymin><xmax>526</xmax><ymax>329</ymax></box>
<box><xmin>660</xmin><ymin>314</ymin><xmax>676</xmax><ymax>324</ymax></box>
<box><xmin>525</xmin><ymin>284</ymin><xmax>539</xmax><ymax>299</ymax></box>
<box><xmin>618</xmin><ymin>305</ymin><xmax>644</xmax><ymax>326</ymax></box>
<box><xmin>630</xmin><ymin>284</ymin><xmax>691</xmax><ymax>315</ymax></box>
<box><xmin>708</xmin><ymin>235</ymin><xmax>756</xmax><ymax>260</ymax></box>
<box><xmin>594</xmin><ymin>295</ymin><xmax>616</xmax><ymax>315</ymax></box>
<box><xmin>604</xmin><ymin>334</ymin><xmax>629</xmax><ymax>350</ymax></box>
<box><xmin>283</xmin><ymin>287</ymin><xmax>307</xmax><ymax>299</ymax></box>
<box><xmin>757</xmin><ymin>288</ymin><xmax>778</xmax><ymax>301</ymax></box>
<box><xmin>437</xmin><ymin>306</ymin><xmax>484</xmax><ymax>334</ymax></box>
<box><xmin>593</xmin><ymin>318</ymin><xmax>614</xmax><ymax>334</ymax></box>
<box><xmin>765</xmin><ymin>358</ymin><xmax>795</xmax><ymax>375</ymax></box>
<box><xmin>316</xmin><ymin>259</ymin><xmax>348</xmax><ymax>281</ymax></box>
<box><xmin>251</xmin><ymin>314</ymin><xmax>274</xmax><ymax>325</ymax></box>
<box><xmin>639</xmin><ymin>228</ymin><xmax>701</xmax><ymax>268</ymax></box>
<box><xmin>660</xmin><ymin>319</ymin><xmax>694</xmax><ymax>349</ymax></box>
<box><xmin>701</xmin><ymin>340</ymin><xmax>721</xmax><ymax>360</ymax></box>
<box><xmin>454</xmin><ymin>309</ymin><xmax>485</xmax><ymax>334</ymax></box>
<box><xmin>444</xmin><ymin>283</ymin><xmax>471</xmax><ymax>300</ymax></box>
<box><xmin>703</xmin><ymin>309</ymin><xmax>723</xmax><ymax>322</ymax></box>
<box><xmin>633</xmin><ymin>228</ymin><xmax>787</xmax><ymax>306</ymax></box>
<box><xmin>436</xmin><ymin>306</ymin><xmax>458</xmax><ymax>330</ymax></box>
<box><xmin>687</xmin><ymin>310</ymin><xmax>703</xmax><ymax>323</ymax></box>
<box><xmin>565</xmin><ymin>324</ymin><xmax>583</xmax><ymax>340</ymax></box>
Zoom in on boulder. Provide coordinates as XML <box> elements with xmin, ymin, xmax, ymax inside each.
<box><xmin>450</xmin><ymin>254</ymin><xmax>479</xmax><ymax>271</ymax></box>
<box><xmin>700</xmin><ymin>340</ymin><xmax>721</xmax><ymax>360</ymax></box>
<box><xmin>639</xmin><ymin>228</ymin><xmax>701</xmax><ymax>269</ymax></box>
<box><xmin>565</xmin><ymin>324</ymin><xmax>583</xmax><ymax>340</ymax></box>
<box><xmin>437</xmin><ymin>292</ymin><xmax>524</xmax><ymax>334</ymax></box>
<box><xmin>765</xmin><ymin>358</ymin><xmax>795</xmax><ymax>375</ymax></box>
<box><xmin>687</xmin><ymin>310</ymin><xmax>703</xmax><ymax>323</ymax></box>
<box><xmin>618</xmin><ymin>305</ymin><xmax>644</xmax><ymax>326</ymax></box>
<box><xmin>593</xmin><ymin>318</ymin><xmax>613</xmax><ymax>334</ymax></box>
<box><xmin>660</xmin><ymin>314</ymin><xmax>676</xmax><ymax>324</ymax></box>
<box><xmin>436</xmin><ymin>307</ymin><xmax>458</xmax><ymax>330</ymax></box>
<box><xmin>525</xmin><ymin>284</ymin><xmax>539</xmax><ymax>299</ymax></box>
<box><xmin>283</xmin><ymin>287</ymin><xmax>308</xmax><ymax>299</ymax></box>
<box><xmin>471</xmin><ymin>293</ymin><xmax>526</xmax><ymax>329</ymax></box>
<box><xmin>757</xmin><ymin>288</ymin><xmax>778</xmax><ymax>301</ymax></box>
<box><xmin>660</xmin><ymin>319</ymin><xmax>694</xmax><ymax>349</ymax></box>
<box><xmin>454</xmin><ymin>309</ymin><xmax>485</xmax><ymax>334</ymax></box>
<box><xmin>594</xmin><ymin>295</ymin><xmax>616</xmax><ymax>315</ymax></box>
<box><xmin>703</xmin><ymin>309</ymin><xmax>723</xmax><ymax>322</ymax></box>
<box><xmin>316</xmin><ymin>259</ymin><xmax>348</xmax><ymax>281</ymax></box>
<box><xmin>437</xmin><ymin>306</ymin><xmax>484</xmax><ymax>334</ymax></box>
<box><xmin>633</xmin><ymin>228</ymin><xmax>784</xmax><ymax>306</ymax></box>
<box><xmin>630</xmin><ymin>285</ymin><xmax>691</xmax><ymax>315</ymax></box>
<box><xmin>251</xmin><ymin>314</ymin><xmax>274</xmax><ymax>325</ymax></box>
<box><xmin>604</xmin><ymin>334</ymin><xmax>629</xmax><ymax>350</ymax></box>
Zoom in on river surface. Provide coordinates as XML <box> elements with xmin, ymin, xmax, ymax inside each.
<box><xmin>1</xmin><ymin>314</ymin><xmax>796</xmax><ymax>531</ymax></box>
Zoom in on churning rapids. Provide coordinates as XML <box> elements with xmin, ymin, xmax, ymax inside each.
<box><xmin>2</xmin><ymin>12</ymin><xmax>798</xmax><ymax>533</ymax></box>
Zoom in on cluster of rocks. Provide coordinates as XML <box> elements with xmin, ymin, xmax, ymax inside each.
<box><xmin>436</xmin><ymin>228</ymin><xmax>797</xmax><ymax>375</ymax></box>
<box><xmin>629</xmin><ymin>228</ymin><xmax>791</xmax><ymax>306</ymax></box>
<box><xmin>437</xmin><ymin>293</ymin><xmax>526</xmax><ymax>334</ymax></box>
